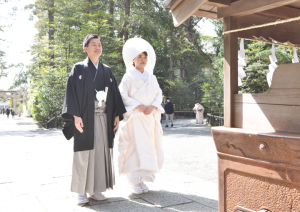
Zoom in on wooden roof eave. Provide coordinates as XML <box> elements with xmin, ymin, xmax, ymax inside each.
<box><xmin>165</xmin><ymin>0</ymin><xmax>300</xmax><ymax>44</ymax></box>
<box><xmin>164</xmin><ymin>0</ymin><xmax>230</xmax><ymax>26</ymax></box>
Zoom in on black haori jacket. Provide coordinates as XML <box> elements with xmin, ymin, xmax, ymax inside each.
<box><xmin>61</xmin><ymin>58</ymin><xmax>126</xmax><ymax>152</ymax></box>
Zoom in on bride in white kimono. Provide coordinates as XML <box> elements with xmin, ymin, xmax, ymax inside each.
<box><xmin>118</xmin><ymin>38</ymin><xmax>165</xmax><ymax>194</ymax></box>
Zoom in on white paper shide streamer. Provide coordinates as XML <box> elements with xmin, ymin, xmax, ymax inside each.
<box><xmin>267</xmin><ymin>44</ymin><xmax>278</xmax><ymax>87</ymax></box>
<box><xmin>292</xmin><ymin>47</ymin><xmax>299</xmax><ymax>63</ymax></box>
<box><xmin>238</xmin><ymin>39</ymin><xmax>247</xmax><ymax>86</ymax></box>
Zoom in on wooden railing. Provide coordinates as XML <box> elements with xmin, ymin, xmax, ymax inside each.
<box><xmin>45</xmin><ymin>114</ymin><xmax>61</xmax><ymax>129</ymax></box>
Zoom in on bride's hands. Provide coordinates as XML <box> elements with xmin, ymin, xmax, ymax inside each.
<box><xmin>137</xmin><ymin>105</ymin><xmax>147</xmax><ymax>112</ymax></box>
<box><xmin>144</xmin><ymin>106</ymin><xmax>155</xmax><ymax>115</ymax></box>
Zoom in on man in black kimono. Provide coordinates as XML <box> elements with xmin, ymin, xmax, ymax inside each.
<box><xmin>62</xmin><ymin>34</ymin><xmax>126</xmax><ymax>204</ymax></box>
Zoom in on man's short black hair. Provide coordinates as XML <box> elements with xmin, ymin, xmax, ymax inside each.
<box><xmin>82</xmin><ymin>34</ymin><xmax>101</xmax><ymax>49</ymax></box>
<box><xmin>166</xmin><ymin>97</ymin><xmax>170</xmax><ymax>100</ymax></box>
<box><xmin>196</xmin><ymin>101</ymin><xmax>200</xmax><ymax>104</ymax></box>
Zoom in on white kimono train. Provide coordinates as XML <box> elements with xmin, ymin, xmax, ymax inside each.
<box><xmin>118</xmin><ymin>69</ymin><xmax>164</xmax><ymax>185</ymax></box>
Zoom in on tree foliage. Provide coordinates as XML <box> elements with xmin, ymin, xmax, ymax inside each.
<box><xmin>22</xmin><ymin>0</ymin><xmax>213</xmax><ymax>122</ymax></box>
<box><xmin>240</xmin><ymin>42</ymin><xmax>294</xmax><ymax>93</ymax></box>
<box><xmin>201</xmin><ymin>20</ymin><xmax>224</xmax><ymax>114</ymax></box>
<box><xmin>202</xmin><ymin>20</ymin><xmax>296</xmax><ymax>116</ymax></box>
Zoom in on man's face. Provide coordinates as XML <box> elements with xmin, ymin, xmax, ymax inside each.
<box><xmin>84</xmin><ymin>38</ymin><xmax>102</xmax><ymax>58</ymax></box>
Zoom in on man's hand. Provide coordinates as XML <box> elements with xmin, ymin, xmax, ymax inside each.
<box><xmin>114</xmin><ymin>116</ymin><xmax>119</xmax><ymax>131</ymax></box>
<box><xmin>74</xmin><ymin>116</ymin><xmax>84</xmax><ymax>133</ymax></box>
<box><xmin>137</xmin><ymin>105</ymin><xmax>147</xmax><ymax>112</ymax></box>
<box><xmin>144</xmin><ymin>106</ymin><xmax>155</xmax><ymax>115</ymax></box>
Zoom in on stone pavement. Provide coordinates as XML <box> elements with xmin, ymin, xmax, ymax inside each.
<box><xmin>0</xmin><ymin>114</ymin><xmax>218</xmax><ymax>212</ymax></box>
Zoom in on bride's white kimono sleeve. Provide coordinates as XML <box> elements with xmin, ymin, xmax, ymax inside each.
<box><xmin>119</xmin><ymin>76</ymin><xmax>141</xmax><ymax>113</ymax></box>
<box><xmin>118</xmin><ymin>71</ymin><xmax>164</xmax><ymax>184</ymax></box>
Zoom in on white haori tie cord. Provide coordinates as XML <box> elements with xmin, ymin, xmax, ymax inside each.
<box><xmin>96</xmin><ymin>87</ymin><xmax>108</xmax><ymax>107</ymax></box>
<box><xmin>238</xmin><ymin>39</ymin><xmax>247</xmax><ymax>86</ymax></box>
<box><xmin>267</xmin><ymin>44</ymin><xmax>278</xmax><ymax>87</ymax></box>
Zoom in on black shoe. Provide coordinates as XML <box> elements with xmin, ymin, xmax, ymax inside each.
<box><xmin>171</xmin><ymin>124</ymin><xmax>173</xmax><ymax>127</ymax></box>
<box><xmin>165</xmin><ymin>125</ymin><xmax>168</xmax><ymax>127</ymax></box>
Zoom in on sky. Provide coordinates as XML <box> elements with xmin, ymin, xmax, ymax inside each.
<box><xmin>0</xmin><ymin>0</ymin><xmax>37</xmax><ymax>90</ymax></box>
<box><xmin>0</xmin><ymin>0</ymin><xmax>216</xmax><ymax>90</ymax></box>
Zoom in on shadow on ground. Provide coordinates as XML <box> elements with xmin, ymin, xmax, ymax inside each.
<box><xmin>79</xmin><ymin>190</ymin><xmax>218</xmax><ymax>212</ymax></box>
<box><xmin>0</xmin><ymin>129</ymin><xmax>62</xmax><ymax>137</ymax></box>
<box><xmin>163</xmin><ymin>124</ymin><xmax>212</xmax><ymax>137</ymax></box>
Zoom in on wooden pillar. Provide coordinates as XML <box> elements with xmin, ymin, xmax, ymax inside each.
<box><xmin>223</xmin><ymin>16</ymin><xmax>238</xmax><ymax>127</ymax></box>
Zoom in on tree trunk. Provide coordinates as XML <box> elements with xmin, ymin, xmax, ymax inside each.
<box><xmin>48</xmin><ymin>0</ymin><xmax>54</xmax><ymax>60</ymax></box>
<box><xmin>168</xmin><ymin>39</ymin><xmax>173</xmax><ymax>97</ymax></box>
<box><xmin>186</xmin><ymin>17</ymin><xmax>212</xmax><ymax>65</ymax></box>
<box><xmin>124</xmin><ymin>0</ymin><xmax>130</xmax><ymax>42</ymax></box>
<box><xmin>169</xmin><ymin>44</ymin><xmax>173</xmax><ymax>81</ymax></box>
<box><xmin>48</xmin><ymin>0</ymin><xmax>54</xmax><ymax>42</ymax></box>
<box><xmin>119</xmin><ymin>0</ymin><xmax>130</xmax><ymax>42</ymax></box>
<box><xmin>109</xmin><ymin>0</ymin><xmax>114</xmax><ymax>38</ymax></box>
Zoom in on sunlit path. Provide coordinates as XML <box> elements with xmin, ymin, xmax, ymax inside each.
<box><xmin>0</xmin><ymin>113</ymin><xmax>20</xmax><ymax>132</ymax></box>
<box><xmin>0</xmin><ymin>117</ymin><xmax>218</xmax><ymax>212</ymax></box>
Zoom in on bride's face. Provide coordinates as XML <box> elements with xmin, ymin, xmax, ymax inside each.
<box><xmin>133</xmin><ymin>52</ymin><xmax>148</xmax><ymax>69</ymax></box>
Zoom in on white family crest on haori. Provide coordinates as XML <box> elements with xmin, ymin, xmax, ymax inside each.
<box><xmin>238</xmin><ymin>39</ymin><xmax>246</xmax><ymax>86</ymax></box>
<box><xmin>122</xmin><ymin>38</ymin><xmax>156</xmax><ymax>74</ymax></box>
<box><xmin>267</xmin><ymin>44</ymin><xmax>278</xmax><ymax>87</ymax></box>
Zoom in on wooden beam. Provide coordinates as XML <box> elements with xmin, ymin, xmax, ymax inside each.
<box><xmin>236</xmin><ymin>13</ymin><xmax>300</xmax><ymax>44</ymax></box>
<box><xmin>260</xmin><ymin>6</ymin><xmax>300</xmax><ymax>20</ymax></box>
<box><xmin>217</xmin><ymin>0</ymin><xmax>300</xmax><ymax>19</ymax></box>
<box><xmin>172</xmin><ymin>0</ymin><xmax>208</xmax><ymax>27</ymax></box>
<box><xmin>223</xmin><ymin>16</ymin><xmax>238</xmax><ymax>128</ymax></box>
<box><xmin>164</xmin><ymin>0</ymin><xmax>173</xmax><ymax>8</ymax></box>
<box><xmin>169</xmin><ymin>0</ymin><xmax>183</xmax><ymax>10</ymax></box>
<box><xmin>206</xmin><ymin>0</ymin><xmax>230</xmax><ymax>8</ymax></box>
<box><xmin>193</xmin><ymin>9</ymin><xmax>217</xmax><ymax>19</ymax></box>
<box><xmin>238</xmin><ymin>26</ymin><xmax>300</xmax><ymax>45</ymax></box>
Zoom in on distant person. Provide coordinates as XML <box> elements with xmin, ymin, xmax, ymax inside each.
<box><xmin>3</xmin><ymin>109</ymin><xmax>5</xmax><ymax>115</ymax></box>
<box><xmin>11</xmin><ymin>110</ymin><xmax>15</xmax><ymax>119</ymax></box>
<box><xmin>6</xmin><ymin>108</ymin><xmax>10</xmax><ymax>119</ymax></box>
<box><xmin>164</xmin><ymin>97</ymin><xmax>174</xmax><ymax>127</ymax></box>
<box><xmin>193</xmin><ymin>101</ymin><xmax>204</xmax><ymax>124</ymax></box>
<box><xmin>160</xmin><ymin>102</ymin><xmax>164</xmax><ymax>123</ymax></box>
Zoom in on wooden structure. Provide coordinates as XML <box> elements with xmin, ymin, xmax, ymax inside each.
<box><xmin>165</xmin><ymin>0</ymin><xmax>300</xmax><ymax>211</ymax></box>
<box><xmin>0</xmin><ymin>91</ymin><xmax>21</xmax><ymax>113</ymax></box>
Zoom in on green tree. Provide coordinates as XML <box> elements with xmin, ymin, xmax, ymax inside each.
<box><xmin>240</xmin><ymin>42</ymin><xmax>293</xmax><ymax>93</ymax></box>
<box><xmin>204</xmin><ymin>20</ymin><xmax>295</xmax><ymax>117</ymax></box>
<box><xmin>201</xmin><ymin>20</ymin><xmax>224</xmax><ymax>114</ymax></box>
<box><xmin>23</xmin><ymin>0</ymin><xmax>215</xmax><ymax>122</ymax></box>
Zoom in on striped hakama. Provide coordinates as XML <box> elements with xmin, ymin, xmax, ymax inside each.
<box><xmin>71</xmin><ymin>101</ymin><xmax>115</xmax><ymax>195</ymax></box>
